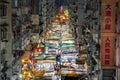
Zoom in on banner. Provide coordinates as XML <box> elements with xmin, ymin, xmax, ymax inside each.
<box><xmin>101</xmin><ymin>1</ymin><xmax>116</xmax><ymax>33</ymax></box>
<box><xmin>101</xmin><ymin>33</ymin><xmax>115</xmax><ymax>67</ymax></box>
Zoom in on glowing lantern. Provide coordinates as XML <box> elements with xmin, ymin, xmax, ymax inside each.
<box><xmin>38</xmin><ymin>48</ymin><xmax>41</xmax><ymax>52</ymax></box>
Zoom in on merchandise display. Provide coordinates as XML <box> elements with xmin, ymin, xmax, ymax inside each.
<box><xmin>30</xmin><ymin>9</ymin><xmax>88</xmax><ymax>78</ymax></box>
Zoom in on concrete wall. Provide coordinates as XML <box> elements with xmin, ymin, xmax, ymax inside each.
<box><xmin>6</xmin><ymin>0</ymin><xmax>13</xmax><ymax>67</ymax></box>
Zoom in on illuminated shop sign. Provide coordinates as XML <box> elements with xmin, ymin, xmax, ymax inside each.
<box><xmin>48</xmin><ymin>49</ymin><xmax>57</xmax><ymax>52</ymax></box>
<box><xmin>33</xmin><ymin>48</ymin><xmax>44</xmax><ymax>52</ymax></box>
<box><xmin>62</xmin><ymin>40</ymin><xmax>74</xmax><ymax>44</ymax></box>
<box><xmin>60</xmin><ymin>43</ymin><xmax>75</xmax><ymax>48</ymax></box>
<box><xmin>61</xmin><ymin>55</ymin><xmax>78</xmax><ymax>59</ymax></box>
<box><xmin>45</xmin><ymin>41</ymin><xmax>59</xmax><ymax>45</ymax></box>
<box><xmin>34</xmin><ymin>62</ymin><xmax>55</xmax><ymax>71</ymax></box>
<box><xmin>62</xmin><ymin>38</ymin><xmax>74</xmax><ymax>41</ymax></box>
<box><xmin>62</xmin><ymin>50</ymin><xmax>77</xmax><ymax>54</ymax></box>
<box><xmin>34</xmin><ymin>55</ymin><xmax>46</xmax><ymax>59</ymax></box>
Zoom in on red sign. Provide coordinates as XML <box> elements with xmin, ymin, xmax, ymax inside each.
<box><xmin>101</xmin><ymin>1</ymin><xmax>116</xmax><ymax>33</ymax></box>
<box><xmin>101</xmin><ymin>0</ymin><xmax>116</xmax><ymax>68</ymax></box>
<box><xmin>101</xmin><ymin>33</ymin><xmax>115</xmax><ymax>67</ymax></box>
<box><xmin>33</xmin><ymin>47</ymin><xmax>44</xmax><ymax>52</ymax></box>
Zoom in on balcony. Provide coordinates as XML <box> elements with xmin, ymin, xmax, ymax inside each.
<box><xmin>0</xmin><ymin>0</ymin><xmax>9</xmax><ymax>4</ymax></box>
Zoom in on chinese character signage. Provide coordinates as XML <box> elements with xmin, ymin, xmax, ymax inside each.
<box><xmin>101</xmin><ymin>33</ymin><xmax>115</xmax><ymax>67</ymax></box>
<box><xmin>101</xmin><ymin>0</ymin><xmax>116</xmax><ymax>68</ymax></box>
<box><xmin>101</xmin><ymin>0</ymin><xmax>116</xmax><ymax>33</ymax></box>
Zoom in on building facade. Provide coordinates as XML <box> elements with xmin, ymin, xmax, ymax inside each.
<box><xmin>0</xmin><ymin>0</ymin><xmax>13</xmax><ymax>77</ymax></box>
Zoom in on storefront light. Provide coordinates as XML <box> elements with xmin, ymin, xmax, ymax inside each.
<box><xmin>64</xmin><ymin>10</ymin><xmax>69</xmax><ymax>17</ymax></box>
<box><xmin>23</xmin><ymin>71</ymin><xmax>26</xmax><ymax>75</ymax></box>
<box><xmin>21</xmin><ymin>59</ymin><xmax>25</xmax><ymax>63</ymax></box>
<box><xmin>22</xmin><ymin>67</ymin><xmax>24</xmax><ymax>71</ymax></box>
<box><xmin>28</xmin><ymin>72</ymin><xmax>31</xmax><ymax>77</ymax></box>
<box><xmin>19</xmin><ymin>74</ymin><xmax>23</xmax><ymax>78</ymax></box>
<box><xmin>38</xmin><ymin>48</ymin><xmax>41</xmax><ymax>52</ymax></box>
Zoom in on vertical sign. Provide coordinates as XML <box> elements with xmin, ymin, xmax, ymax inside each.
<box><xmin>101</xmin><ymin>33</ymin><xmax>115</xmax><ymax>67</ymax></box>
<box><xmin>101</xmin><ymin>0</ymin><xmax>116</xmax><ymax>68</ymax></box>
<box><xmin>101</xmin><ymin>0</ymin><xmax>116</xmax><ymax>33</ymax></box>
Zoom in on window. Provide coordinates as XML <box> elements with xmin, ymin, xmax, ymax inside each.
<box><xmin>0</xmin><ymin>49</ymin><xmax>6</xmax><ymax>65</ymax></box>
<box><xmin>0</xmin><ymin>23</ymin><xmax>8</xmax><ymax>41</ymax></box>
<box><xmin>0</xmin><ymin>4</ymin><xmax>7</xmax><ymax>16</ymax></box>
<box><xmin>12</xmin><ymin>0</ymin><xmax>19</xmax><ymax>8</ymax></box>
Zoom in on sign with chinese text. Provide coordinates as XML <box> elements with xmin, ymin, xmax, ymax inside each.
<box><xmin>101</xmin><ymin>33</ymin><xmax>115</xmax><ymax>67</ymax></box>
<box><xmin>101</xmin><ymin>0</ymin><xmax>116</xmax><ymax>69</ymax></box>
<box><xmin>101</xmin><ymin>0</ymin><xmax>116</xmax><ymax>33</ymax></box>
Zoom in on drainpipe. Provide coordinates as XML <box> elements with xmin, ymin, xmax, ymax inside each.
<box><xmin>116</xmin><ymin>1</ymin><xmax>120</xmax><ymax>80</ymax></box>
